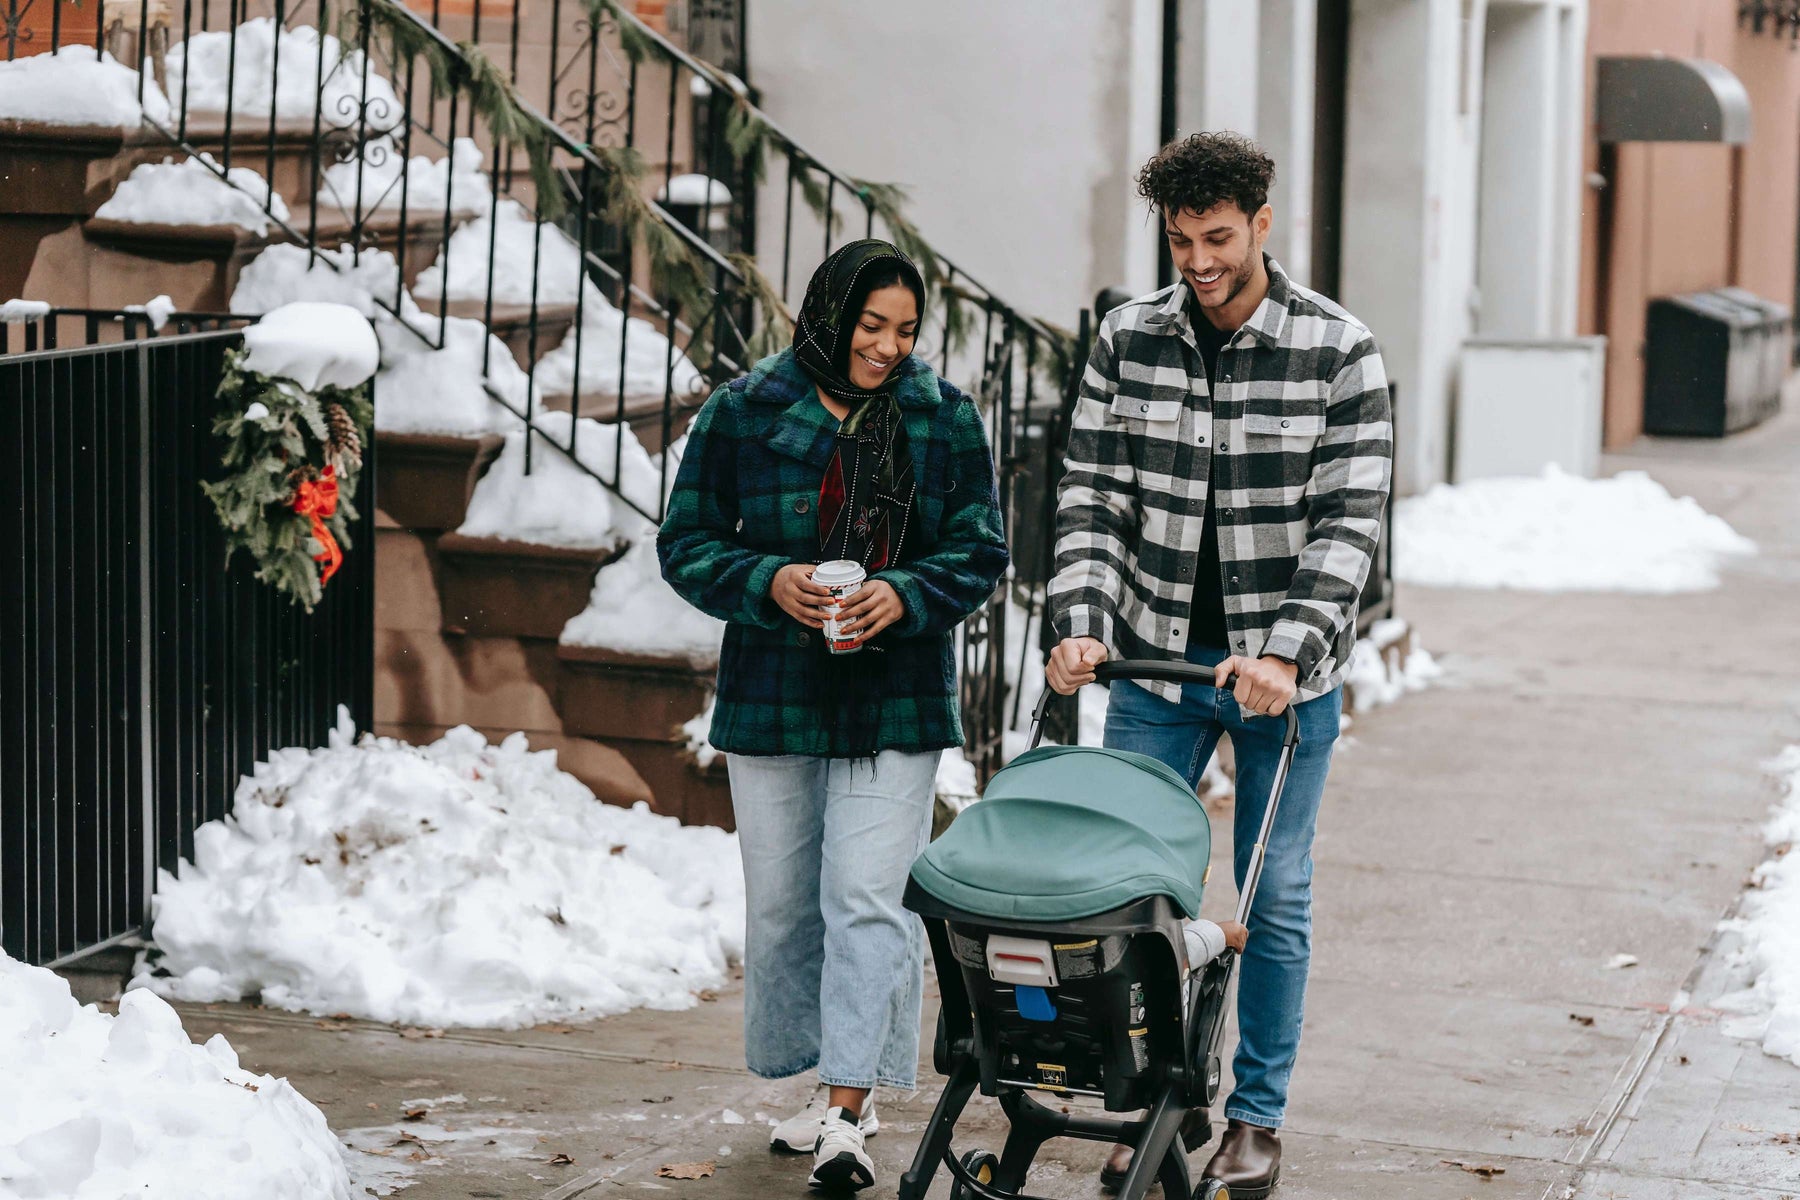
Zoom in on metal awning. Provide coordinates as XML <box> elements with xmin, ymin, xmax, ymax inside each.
<box><xmin>1596</xmin><ymin>56</ymin><xmax>1752</xmax><ymax>144</ymax></box>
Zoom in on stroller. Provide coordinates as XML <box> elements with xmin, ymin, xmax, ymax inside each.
<box><xmin>899</xmin><ymin>661</ymin><xmax>1300</xmax><ymax>1200</ymax></box>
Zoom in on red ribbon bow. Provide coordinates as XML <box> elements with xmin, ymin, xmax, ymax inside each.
<box><xmin>292</xmin><ymin>466</ymin><xmax>343</xmax><ymax>585</ymax></box>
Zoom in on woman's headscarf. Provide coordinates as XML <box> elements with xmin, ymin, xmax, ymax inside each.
<box><xmin>791</xmin><ymin>240</ymin><xmax>927</xmax><ymax>406</ymax></box>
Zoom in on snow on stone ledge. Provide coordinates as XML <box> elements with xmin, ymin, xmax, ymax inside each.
<box><xmin>373</xmin><ymin>312</ymin><xmax>522</xmax><ymax>437</ymax></box>
<box><xmin>0</xmin><ymin>46</ymin><xmax>171</xmax><ymax>127</ymax></box>
<box><xmin>413</xmin><ymin>199</ymin><xmax>585</xmax><ymax>306</ymax></box>
<box><xmin>561</xmin><ymin>537</ymin><xmax>724</xmax><ymax>669</ymax></box>
<box><xmin>532</xmin><ymin>301</ymin><xmax>707</xmax><ymax>407</ymax></box>
<box><xmin>1718</xmin><ymin>746</ymin><xmax>1800</xmax><ymax>1068</ymax></box>
<box><xmin>95</xmin><ymin>154</ymin><xmax>289</xmax><ymax>236</ymax></box>
<box><xmin>133</xmin><ymin>724</ymin><xmax>745</xmax><ymax>1030</ymax></box>
<box><xmin>1394</xmin><ymin>466</ymin><xmax>1756</xmax><ymax>593</ymax></box>
<box><xmin>456</xmin><ymin>410</ymin><xmax>667</xmax><ymax>550</ymax></box>
<box><xmin>0</xmin><ymin>953</ymin><xmax>352</xmax><ymax>1198</ymax></box>
<box><xmin>242</xmin><ymin>302</ymin><xmax>379</xmax><ymax>392</ymax></box>
<box><xmin>166</xmin><ymin>18</ymin><xmax>400</xmax><ymax>131</ymax></box>
<box><xmin>322</xmin><ymin>135</ymin><xmax>491</xmax><ymax>219</ymax></box>
<box><xmin>232</xmin><ymin>243</ymin><xmax>412</xmax><ymax>319</ymax></box>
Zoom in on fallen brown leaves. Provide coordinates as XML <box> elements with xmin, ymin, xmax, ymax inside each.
<box><xmin>656</xmin><ymin>1161</ymin><xmax>715</xmax><ymax>1180</ymax></box>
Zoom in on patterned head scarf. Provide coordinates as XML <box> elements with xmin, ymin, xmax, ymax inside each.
<box><xmin>791</xmin><ymin>239</ymin><xmax>927</xmax><ymax>405</ymax></box>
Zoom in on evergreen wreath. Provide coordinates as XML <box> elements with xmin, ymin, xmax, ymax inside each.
<box><xmin>201</xmin><ymin>350</ymin><xmax>374</xmax><ymax>612</ymax></box>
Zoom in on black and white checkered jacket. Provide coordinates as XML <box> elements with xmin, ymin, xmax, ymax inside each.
<box><xmin>1048</xmin><ymin>257</ymin><xmax>1393</xmax><ymax>704</ymax></box>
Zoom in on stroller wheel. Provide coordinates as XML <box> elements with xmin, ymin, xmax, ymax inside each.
<box><xmin>951</xmin><ymin>1149</ymin><xmax>999</xmax><ymax>1199</ymax></box>
<box><xmin>1193</xmin><ymin>1179</ymin><xmax>1230</xmax><ymax>1200</ymax></box>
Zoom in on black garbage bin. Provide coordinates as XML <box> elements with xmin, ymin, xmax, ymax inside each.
<box><xmin>1644</xmin><ymin>288</ymin><xmax>1788</xmax><ymax>437</ymax></box>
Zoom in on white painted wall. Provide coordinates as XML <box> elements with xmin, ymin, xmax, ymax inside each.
<box><xmin>746</xmin><ymin>0</ymin><xmax>1167</xmax><ymax>328</ymax></box>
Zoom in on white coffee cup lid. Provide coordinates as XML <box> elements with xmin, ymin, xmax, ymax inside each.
<box><xmin>812</xmin><ymin>559</ymin><xmax>866</xmax><ymax>586</ymax></box>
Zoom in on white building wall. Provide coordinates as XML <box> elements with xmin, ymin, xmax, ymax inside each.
<box><xmin>745</xmin><ymin>0</ymin><xmax>1168</xmax><ymax>327</ymax></box>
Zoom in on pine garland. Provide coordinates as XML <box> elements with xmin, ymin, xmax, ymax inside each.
<box><xmin>728</xmin><ymin>251</ymin><xmax>793</xmax><ymax>362</ymax></box>
<box><xmin>201</xmin><ymin>350</ymin><xmax>374</xmax><ymax>612</ymax></box>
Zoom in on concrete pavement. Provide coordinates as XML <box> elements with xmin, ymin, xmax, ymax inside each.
<box><xmin>162</xmin><ymin>402</ymin><xmax>1800</xmax><ymax>1198</ymax></box>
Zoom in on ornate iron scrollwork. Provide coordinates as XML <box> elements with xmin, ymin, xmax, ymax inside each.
<box><xmin>1740</xmin><ymin>0</ymin><xmax>1800</xmax><ymax>41</ymax></box>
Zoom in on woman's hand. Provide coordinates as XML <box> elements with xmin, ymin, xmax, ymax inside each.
<box><xmin>770</xmin><ymin>563</ymin><xmax>836</xmax><ymax>628</ymax></box>
<box><xmin>834</xmin><ymin>580</ymin><xmax>904</xmax><ymax>645</ymax></box>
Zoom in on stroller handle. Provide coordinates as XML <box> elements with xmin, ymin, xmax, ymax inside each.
<box><xmin>1028</xmin><ymin>659</ymin><xmax>1302</xmax><ymax>751</ymax></box>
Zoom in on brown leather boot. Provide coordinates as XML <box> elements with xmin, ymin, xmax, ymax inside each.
<box><xmin>1201</xmin><ymin>1118</ymin><xmax>1281</xmax><ymax>1198</ymax></box>
<box><xmin>1098</xmin><ymin>1110</ymin><xmax>1209</xmax><ymax>1191</ymax></box>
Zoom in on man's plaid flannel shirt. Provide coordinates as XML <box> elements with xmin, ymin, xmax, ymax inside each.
<box><xmin>1049</xmin><ymin>256</ymin><xmax>1393</xmax><ymax>704</ymax></box>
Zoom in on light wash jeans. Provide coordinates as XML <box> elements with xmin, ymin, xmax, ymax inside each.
<box><xmin>726</xmin><ymin>749</ymin><xmax>939</xmax><ymax>1090</ymax></box>
<box><xmin>1102</xmin><ymin>647</ymin><xmax>1343</xmax><ymax>1129</ymax></box>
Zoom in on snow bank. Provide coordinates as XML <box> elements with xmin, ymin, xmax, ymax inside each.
<box><xmin>232</xmin><ymin>243</ymin><xmax>410</xmax><ymax>319</ymax></box>
<box><xmin>413</xmin><ymin>200</ymin><xmax>584</xmax><ymax>306</ymax></box>
<box><xmin>95</xmin><ymin>154</ymin><xmax>289</xmax><ymax>235</ymax></box>
<box><xmin>134</xmin><ymin>723</ymin><xmax>745</xmax><ymax>1029</ymax></box>
<box><xmin>322</xmin><ymin>135</ymin><xmax>491</xmax><ymax>219</ymax></box>
<box><xmin>0</xmin><ymin>952</ymin><xmax>352</xmax><ymax>1199</ymax></box>
<box><xmin>166</xmin><ymin>19</ymin><xmax>400</xmax><ymax>131</ymax></box>
<box><xmin>0</xmin><ymin>45</ymin><xmax>171</xmax><ymax>126</ymax></box>
<box><xmin>1394</xmin><ymin>466</ymin><xmax>1756</xmax><ymax>592</ymax></box>
<box><xmin>1718</xmin><ymin>747</ymin><xmax>1800</xmax><ymax>1067</ymax></box>
<box><xmin>561</xmin><ymin>538</ymin><xmax>724</xmax><ymax>667</ymax></box>
<box><xmin>532</xmin><ymin>301</ymin><xmax>708</xmax><ymax>408</ymax></box>
<box><xmin>241</xmin><ymin>302</ymin><xmax>379</xmax><ymax>391</ymax></box>
<box><xmin>457</xmin><ymin>410</ymin><xmax>665</xmax><ymax>549</ymax></box>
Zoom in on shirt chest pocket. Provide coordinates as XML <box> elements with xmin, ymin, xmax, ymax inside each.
<box><xmin>1109</xmin><ymin>389</ymin><xmax>1186</xmax><ymax>477</ymax></box>
<box><xmin>1242</xmin><ymin>407</ymin><xmax>1326</xmax><ymax>454</ymax></box>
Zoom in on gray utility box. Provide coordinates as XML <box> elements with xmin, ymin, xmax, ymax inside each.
<box><xmin>1644</xmin><ymin>288</ymin><xmax>1790</xmax><ymax>437</ymax></box>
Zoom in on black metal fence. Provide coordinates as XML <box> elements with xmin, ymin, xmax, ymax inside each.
<box><xmin>0</xmin><ymin>328</ymin><xmax>374</xmax><ymax>967</ymax></box>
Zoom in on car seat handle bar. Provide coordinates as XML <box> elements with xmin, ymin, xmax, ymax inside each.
<box><xmin>1026</xmin><ymin>659</ymin><xmax>1303</xmax><ymax>751</ymax></box>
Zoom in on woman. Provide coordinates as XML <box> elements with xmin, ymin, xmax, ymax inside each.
<box><xmin>658</xmin><ymin>240</ymin><xmax>1008</xmax><ymax>1193</ymax></box>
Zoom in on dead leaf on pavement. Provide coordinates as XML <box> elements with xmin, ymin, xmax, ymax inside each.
<box><xmin>698</xmin><ymin>990</ymin><xmax>719</xmax><ymax>1002</ymax></box>
<box><xmin>657</xmin><ymin>1162</ymin><xmax>716</xmax><ymax>1180</ymax></box>
<box><xmin>1568</xmin><ymin>1013</ymin><xmax>1595</xmax><ymax>1026</ymax></box>
<box><xmin>403</xmin><ymin>1107</ymin><xmax>428</xmax><ymax>1121</ymax></box>
<box><xmin>1442</xmin><ymin>1159</ymin><xmax>1506</xmax><ymax>1178</ymax></box>
<box><xmin>549</xmin><ymin>1152</ymin><xmax>575</xmax><ymax>1165</ymax></box>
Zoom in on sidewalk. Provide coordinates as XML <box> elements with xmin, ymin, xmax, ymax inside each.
<box><xmin>168</xmin><ymin>404</ymin><xmax>1800</xmax><ymax>1199</ymax></box>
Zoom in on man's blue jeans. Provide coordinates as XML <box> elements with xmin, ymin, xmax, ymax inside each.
<box><xmin>1101</xmin><ymin>648</ymin><xmax>1342</xmax><ymax>1129</ymax></box>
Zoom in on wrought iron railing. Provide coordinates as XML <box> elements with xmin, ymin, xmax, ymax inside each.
<box><xmin>0</xmin><ymin>324</ymin><xmax>374</xmax><ymax>967</ymax></box>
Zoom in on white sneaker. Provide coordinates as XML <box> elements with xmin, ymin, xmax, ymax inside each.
<box><xmin>770</xmin><ymin>1087</ymin><xmax>878</xmax><ymax>1153</ymax></box>
<box><xmin>807</xmin><ymin>1106</ymin><xmax>875</xmax><ymax>1192</ymax></box>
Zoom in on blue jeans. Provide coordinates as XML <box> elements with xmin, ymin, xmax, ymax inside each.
<box><xmin>1102</xmin><ymin>648</ymin><xmax>1343</xmax><ymax>1129</ymax></box>
<box><xmin>725</xmin><ymin>750</ymin><xmax>938</xmax><ymax>1090</ymax></box>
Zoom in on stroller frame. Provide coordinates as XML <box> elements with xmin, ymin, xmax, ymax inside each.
<box><xmin>899</xmin><ymin>660</ymin><xmax>1301</xmax><ymax>1200</ymax></box>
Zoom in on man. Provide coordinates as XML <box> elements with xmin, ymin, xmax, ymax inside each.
<box><xmin>1046</xmin><ymin>132</ymin><xmax>1392</xmax><ymax>1198</ymax></box>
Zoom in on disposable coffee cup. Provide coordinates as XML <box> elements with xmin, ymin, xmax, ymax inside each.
<box><xmin>813</xmin><ymin>559</ymin><xmax>866</xmax><ymax>655</ymax></box>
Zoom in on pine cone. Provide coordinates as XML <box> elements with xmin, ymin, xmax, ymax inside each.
<box><xmin>324</xmin><ymin>401</ymin><xmax>363</xmax><ymax>471</ymax></box>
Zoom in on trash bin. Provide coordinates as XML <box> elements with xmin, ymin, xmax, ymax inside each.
<box><xmin>1644</xmin><ymin>288</ymin><xmax>1787</xmax><ymax>436</ymax></box>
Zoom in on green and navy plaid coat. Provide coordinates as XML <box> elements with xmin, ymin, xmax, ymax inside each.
<box><xmin>658</xmin><ymin>349</ymin><xmax>1009</xmax><ymax>757</ymax></box>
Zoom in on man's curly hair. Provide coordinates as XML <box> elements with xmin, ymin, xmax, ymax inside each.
<box><xmin>1136</xmin><ymin>132</ymin><xmax>1276</xmax><ymax>220</ymax></box>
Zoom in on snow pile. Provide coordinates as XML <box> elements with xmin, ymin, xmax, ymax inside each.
<box><xmin>372</xmin><ymin>312</ymin><xmax>524</xmax><ymax>437</ymax></box>
<box><xmin>95</xmin><ymin>154</ymin><xmax>289</xmax><ymax>235</ymax></box>
<box><xmin>322</xmin><ymin>135</ymin><xmax>491</xmax><ymax>219</ymax></box>
<box><xmin>658</xmin><ymin>174</ymin><xmax>733</xmax><ymax>208</ymax></box>
<box><xmin>0</xmin><ymin>45</ymin><xmax>171</xmax><ymax>126</ymax></box>
<box><xmin>0</xmin><ymin>952</ymin><xmax>352</xmax><ymax>1199</ymax></box>
<box><xmin>232</xmin><ymin>243</ymin><xmax>410</xmax><ymax>319</ymax></box>
<box><xmin>1343</xmin><ymin>618</ymin><xmax>1441</xmax><ymax>712</ymax></box>
<box><xmin>1394</xmin><ymin>466</ymin><xmax>1756</xmax><ymax>592</ymax></box>
<box><xmin>1718</xmin><ymin>747</ymin><xmax>1800</xmax><ymax>1067</ymax></box>
<box><xmin>457</xmin><ymin>410</ymin><xmax>665</xmax><ymax>549</ymax></box>
<box><xmin>414</xmin><ymin>200</ymin><xmax>585</xmax><ymax>306</ymax></box>
<box><xmin>533</xmin><ymin>300</ymin><xmax>708</xmax><ymax>407</ymax></box>
<box><xmin>125</xmin><ymin>294</ymin><xmax>177</xmax><ymax>331</ymax></box>
<box><xmin>1</xmin><ymin>298</ymin><xmax>51</xmax><ymax>322</ymax></box>
<box><xmin>166</xmin><ymin>18</ymin><xmax>400</xmax><ymax>130</ymax></box>
<box><xmin>134</xmin><ymin>722</ymin><xmax>745</xmax><ymax>1029</ymax></box>
<box><xmin>683</xmin><ymin>697</ymin><xmax>720</xmax><ymax>770</ymax></box>
<box><xmin>561</xmin><ymin>538</ymin><xmax>724</xmax><ymax>667</ymax></box>
<box><xmin>241</xmin><ymin>302</ymin><xmax>379</xmax><ymax>391</ymax></box>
